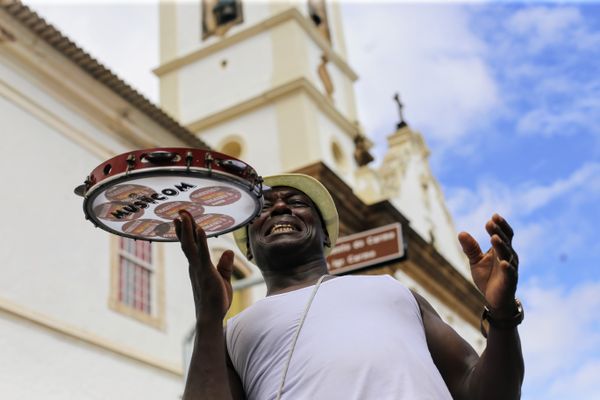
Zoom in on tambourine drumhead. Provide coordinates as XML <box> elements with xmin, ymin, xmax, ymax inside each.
<box><xmin>77</xmin><ymin>148</ymin><xmax>263</xmax><ymax>242</ymax></box>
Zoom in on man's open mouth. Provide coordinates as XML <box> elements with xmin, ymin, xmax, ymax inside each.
<box><xmin>267</xmin><ymin>223</ymin><xmax>298</xmax><ymax>235</ymax></box>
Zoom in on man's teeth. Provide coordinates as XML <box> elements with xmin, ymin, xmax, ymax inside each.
<box><xmin>271</xmin><ymin>224</ymin><xmax>295</xmax><ymax>234</ymax></box>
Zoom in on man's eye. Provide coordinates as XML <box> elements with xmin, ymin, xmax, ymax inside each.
<box><xmin>261</xmin><ymin>203</ymin><xmax>272</xmax><ymax>211</ymax></box>
<box><xmin>290</xmin><ymin>200</ymin><xmax>307</xmax><ymax>206</ymax></box>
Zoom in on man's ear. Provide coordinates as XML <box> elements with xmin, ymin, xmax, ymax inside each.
<box><xmin>319</xmin><ymin>212</ymin><xmax>331</xmax><ymax>248</ymax></box>
<box><xmin>323</xmin><ymin>227</ymin><xmax>331</xmax><ymax>248</ymax></box>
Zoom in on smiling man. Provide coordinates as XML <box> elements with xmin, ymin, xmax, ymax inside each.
<box><xmin>175</xmin><ymin>173</ymin><xmax>524</xmax><ymax>400</ymax></box>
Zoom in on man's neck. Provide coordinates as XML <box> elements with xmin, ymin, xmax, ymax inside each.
<box><xmin>261</xmin><ymin>259</ymin><xmax>331</xmax><ymax>296</ymax></box>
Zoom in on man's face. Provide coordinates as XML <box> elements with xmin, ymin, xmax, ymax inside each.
<box><xmin>247</xmin><ymin>186</ymin><xmax>328</xmax><ymax>265</ymax></box>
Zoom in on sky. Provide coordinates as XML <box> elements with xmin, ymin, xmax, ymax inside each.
<box><xmin>26</xmin><ymin>1</ymin><xmax>600</xmax><ymax>399</ymax></box>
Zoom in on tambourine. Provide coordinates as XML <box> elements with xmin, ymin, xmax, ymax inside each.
<box><xmin>74</xmin><ymin>148</ymin><xmax>264</xmax><ymax>242</ymax></box>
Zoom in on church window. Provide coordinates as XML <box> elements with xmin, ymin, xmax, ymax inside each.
<box><xmin>308</xmin><ymin>0</ymin><xmax>331</xmax><ymax>43</ymax></box>
<box><xmin>202</xmin><ymin>0</ymin><xmax>244</xmax><ymax>40</ymax></box>
<box><xmin>109</xmin><ymin>237</ymin><xmax>165</xmax><ymax>328</ymax></box>
<box><xmin>219</xmin><ymin>136</ymin><xmax>245</xmax><ymax>159</ymax></box>
<box><xmin>331</xmin><ymin>139</ymin><xmax>348</xmax><ymax>171</ymax></box>
<box><xmin>117</xmin><ymin>238</ymin><xmax>153</xmax><ymax>314</ymax></box>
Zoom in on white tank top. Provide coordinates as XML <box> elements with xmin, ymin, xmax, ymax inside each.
<box><xmin>226</xmin><ymin>275</ymin><xmax>453</xmax><ymax>400</ymax></box>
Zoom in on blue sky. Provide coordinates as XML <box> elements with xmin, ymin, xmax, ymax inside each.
<box><xmin>30</xmin><ymin>1</ymin><xmax>600</xmax><ymax>399</ymax></box>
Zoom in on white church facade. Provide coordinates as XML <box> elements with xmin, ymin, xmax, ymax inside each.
<box><xmin>0</xmin><ymin>1</ymin><xmax>484</xmax><ymax>398</ymax></box>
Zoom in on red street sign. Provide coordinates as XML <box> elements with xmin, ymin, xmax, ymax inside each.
<box><xmin>327</xmin><ymin>223</ymin><xmax>405</xmax><ymax>275</ymax></box>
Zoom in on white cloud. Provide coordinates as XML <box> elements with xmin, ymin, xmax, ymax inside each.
<box><xmin>506</xmin><ymin>5</ymin><xmax>600</xmax><ymax>53</ymax></box>
<box><xmin>516</xmin><ymin>88</ymin><xmax>600</xmax><ymax>137</ymax></box>
<box><xmin>506</xmin><ymin>6</ymin><xmax>582</xmax><ymax>52</ymax></box>
<box><xmin>498</xmin><ymin>6</ymin><xmax>600</xmax><ymax>139</ymax></box>
<box><xmin>518</xmin><ymin>162</ymin><xmax>600</xmax><ymax>212</ymax></box>
<box><xmin>520</xmin><ymin>281</ymin><xmax>600</xmax><ymax>400</ymax></box>
<box><xmin>548</xmin><ymin>360</ymin><xmax>600</xmax><ymax>400</ymax></box>
<box><xmin>341</xmin><ymin>4</ymin><xmax>500</xmax><ymax>161</ymax></box>
<box><xmin>446</xmin><ymin>162</ymin><xmax>600</xmax><ymax>262</ymax></box>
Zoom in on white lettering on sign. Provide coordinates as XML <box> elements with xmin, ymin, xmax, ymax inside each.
<box><xmin>352</xmin><ymin>239</ymin><xmax>365</xmax><ymax>249</ymax></box>
<box><xmin>330</xmin><ymin>242</ymin><xmax>352</xmax><ymax>256</ymax></box>
<box><xmin>347</xmin><ymin>250</ymin><xmax>376</xmax><ymax>264</ymax></box>
<box><xmin>326</xmin><ymin>223</ymin><xmax>404</xmax><ymax>275</ymax></box>
<box><xmin>366</xmin><ymin>231</ymin><xmax>396</xmax><ymax>246</ymax></box>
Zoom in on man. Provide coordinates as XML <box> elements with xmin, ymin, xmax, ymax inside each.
<box><xmin>175</xmin><ymin>173</ymin><xmax>524</xmax><ymax>400</ymax></box>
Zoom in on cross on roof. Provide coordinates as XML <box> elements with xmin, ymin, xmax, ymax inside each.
<box><xmin>393</xmin><ymin>93</ymin><xmax>408</xmax><ymax>129</ymax></box>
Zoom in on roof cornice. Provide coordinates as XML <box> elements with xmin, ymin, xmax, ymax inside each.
<box><xmin>0</xmin><ymin>1</ymin><xmax>208</xmax><ymax>149</ymax></box>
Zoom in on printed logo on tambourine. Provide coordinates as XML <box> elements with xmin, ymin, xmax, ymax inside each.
<box><xmin>94</xmin><ymin>202</ymin><xmax>144</xmax><ymax>221</ymax></box>
<box><xmin>154</xmin><ymin>222</ymin><xmax>177</xmax><ymax>240</ymax></box>
<box><xmin>190</xmin><ymin>186</ymin><xmax>242</xmax><ymax>206</ymax></box>
<box><xmin>196</xmin><ymin>214</ymin><xmax>236</xmax><ymax>232</ymax></box>
<box><xmin>154</xmin><ymin>201</ymin><xmax>205</xmax><ymax>220</ymax></box>
<box><xmin>122</xmin><ymin>219</ymin><xmax>162</xmax><ymax>238</ymax></box>
<box><xmin>105</xmin><ymin>184</ymin><xmax>157</xmax><ymax>202</ymax></box>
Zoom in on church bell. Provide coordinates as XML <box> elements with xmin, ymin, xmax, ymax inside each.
<box><xmin>213</xmin><ymin>0</ymin><xmax>238</xmax><ymax>25</ymax></box>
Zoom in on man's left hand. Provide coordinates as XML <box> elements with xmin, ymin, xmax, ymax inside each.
<box><xmin>458</xmin><ymin>213</ymin><xmax>519</xmax><ymax>317</ymax></box>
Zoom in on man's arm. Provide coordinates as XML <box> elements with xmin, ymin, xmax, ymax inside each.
<box><xmin>182</xmin><ymin>324</ymin><xmax>246</xmax><ymax>400</ymax></box>
<box><xmin>175</xmin><ymin>210</ymin><xmax>246</xmax><ymax>400</ymax></box>
<box><xmin>413</xmin><ymin>291</ymin><xmax>524</xmax><ymax>400</ymax></box>
<box><xmin>414</xmin><ymin>213</ymin><xmax>524</xmax><ymax>400</ymax></box>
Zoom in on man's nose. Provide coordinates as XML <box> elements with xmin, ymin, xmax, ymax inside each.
<box><xmin>270</xmin><ymin>199</ymin><xmax>292</xmax><ymax>216</ymax></box>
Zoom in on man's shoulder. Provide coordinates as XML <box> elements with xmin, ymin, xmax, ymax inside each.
<box><xmin>338</xmin><ymin>273</ymin><xmax>405</xmax><ymax>287</ymax></box>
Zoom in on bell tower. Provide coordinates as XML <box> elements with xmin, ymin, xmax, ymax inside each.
<box><xmin>156</xmin><ymin>0</ymin><xmax>363</xmax><ymax>182</ymax></box>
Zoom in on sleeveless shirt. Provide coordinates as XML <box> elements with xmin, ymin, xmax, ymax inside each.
<box><xmin>226</xmin><ymin>275</ymin><xmax>453</xmax><ymax>400</ymax></box>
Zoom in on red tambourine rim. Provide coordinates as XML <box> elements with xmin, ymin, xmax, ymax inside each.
<box><xmin>82</xmin><ymin>167</ymin><xmax>263</xmax><ymax>242</ymax></box>
<box><xmin>84</xmin><ymin>148</ymin><xmax>259</xmax><ymax>192</ymax></box>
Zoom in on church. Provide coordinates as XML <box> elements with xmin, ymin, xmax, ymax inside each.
<box><xmin>0</xmin><ymin>1</ymin><xmax>484</xmax><ymax>398</ymax></box>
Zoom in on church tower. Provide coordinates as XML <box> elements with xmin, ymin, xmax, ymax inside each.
<box><xmin>156</xmin><ymin>0</ymin><xmax>362</xmax><ymax>183</ymax></box>
<box><xmin>380</xmin><ymin>95</ymin><xmax>470</xmax><ymax>278</ymax></box>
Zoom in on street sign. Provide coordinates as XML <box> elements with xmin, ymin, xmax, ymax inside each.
<box><xmin>327</xmin><ymin>223</ymin><xmax>405</xmax><ymax>275</ymax></box>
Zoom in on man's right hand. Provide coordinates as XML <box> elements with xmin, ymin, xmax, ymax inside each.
<box><xmin>174</xmin><ymin>209</ymin><xmax>234</xmax><ymax>321</ymax></box>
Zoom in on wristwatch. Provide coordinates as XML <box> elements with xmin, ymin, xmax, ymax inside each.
<box><xmin>480</xmin><ymin>298</ymin><xmax>524</xmax><ymax>338</ymax></box>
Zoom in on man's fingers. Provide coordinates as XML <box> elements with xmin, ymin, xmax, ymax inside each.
<box><xmin>486</xmin><ymin>219</ymin><xmax>511</xmax><ymax>245</ymax></box>
<box><xmin>492</xmin><ymin>213</ymin><xmax>514</xmax><ymax>242</ymax></box>
<box><xmin>176</xmin><ymin>212</ymin><xmax>198</xmax><ymax>262</ymax></box>
<box><xmin>216</xmin><ymin>250</ymin><xmax>235</xmax><ymax>283</ymax></box>
<box><xmin>177</xmin><ymin>209</ymin><xmax>211</xmax><ymax>269</ymax></box>
<box><xmin>174</xmin><ymin>217</ymin><xmax>182</xmax><ymax>241</ymax></box>
<box><xmin>458</xmin><ymin>231</ymin><xmax>483</xmax><ymax>263</ymax></box>
<box><xmin>491</xmin><ymin>234</ymin><xmax>515</xmax><ymax>267</ymax></box>
<box><xmin>194</xmin><ymin>224</ymin><xmax>212</xmax><ymax>267</ymax></box>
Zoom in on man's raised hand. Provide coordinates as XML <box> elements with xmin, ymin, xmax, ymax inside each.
<box><xmin>174</xmin><ymin>209</ymin><xmax>234</xmax><ymax>320</ymax></box>
<box><xmin>458</xmin><ymin>213</ymin><xmax>519</xmax><ymax>317</ymax></box>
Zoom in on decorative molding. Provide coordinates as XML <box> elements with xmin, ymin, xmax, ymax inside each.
<box><xmin>187</xmin><ymin>77</ymin><xmax>358</xmax><ymax>139</ymax></box>
<box><xmin>0</xmin><ymin>295</ymin><xmax>183</xmax><ymax>376</ymax></box>
<box><xmin>1</xmin><ymin>1</ymin><xmax>207</xmax><ymax>148</ymax></box>
<box><xmin>153</xmin><ymin>7</ymin><xmax>358</xmax><ymax>82</ymax></box>
<box><xmin>317</xmin><ymin>54</ymin><xmax>334</xmax><ymax>98</ymax></box>
<box><xmin>0</xmin><ymin>24</ymin><xmax>15</xmax><ymax>42</ymax></box>
<box><xmin>0</xmin><ymin>76</ymin><xmax>114</xmax><ymax>160</ymax></box>
<box><xmin>0</xmin><ymin>39</ymin><xmax>161</xmax><ymax>150</ymax></box>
